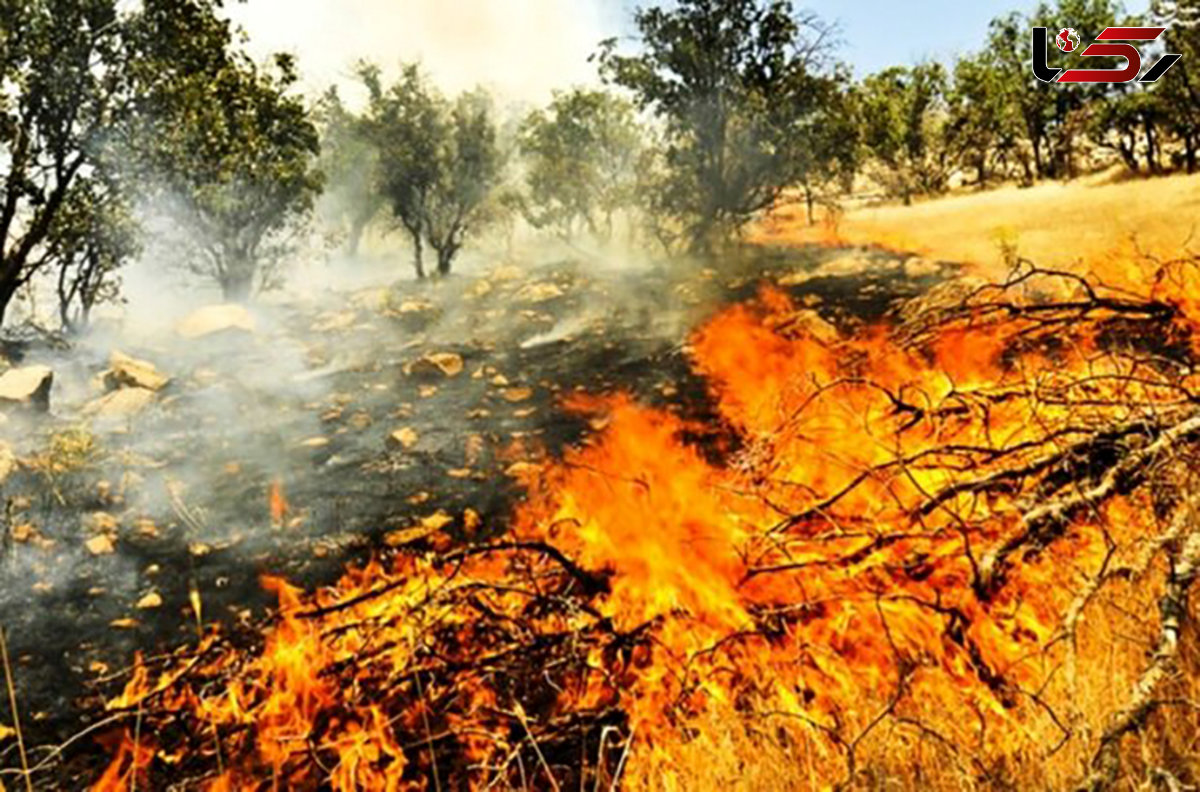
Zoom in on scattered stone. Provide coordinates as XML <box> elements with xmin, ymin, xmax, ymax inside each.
<box><xmin>313</xmin><ymin>310</ymin><xmax>359</xmax><ymax>333</ymax></box>
<box><xmin>0</xmin><ymin>441</ymin><xmax>16</xmax><ymax>484</ymax></box>
<box><xmin>514</xmin><ymin>282</ymin><xmax>565</xmax><ymax>304</ymax></box>
<box><xmin>85</xmin><ymin>535</ymin><xmax>116</xmax><ymax>556</ymax></box>
<box><xmin>418</xmin><ymin>385</ymin><xmax>438</xmax><ymax>399</ymax></box>
<box><xmin>135</xmin><ymin>591</ymin><xmax>163</xmax><ymax>610</ymax></box>
<box><xmin>300</xmin><ymin>437</ymin><xmax>330</xmax><ymax>449</ymax></box>
<box><xmin>176</xmin><ymin>304</ymin><xmax>257</xmax><ymax>339</ymax></box>
<box><xmin>0</xmin><ymin>365</ymin><xmax>53</xmax><ymax>411</ymax></box>
<box><xmin>84</xmin><ymin>387</ymin><xmax>157</xmax><ymax>418</ymax></box>
<box><xmin>387</xmin><ymin>427</ymin><xmax>419</xmax><ymax>450</ymax></box>
<box><xmin>902</xmin><ymin>256</ymin><xmax>942</xmax><ymax>278</ymax></box>
<box><xmin>10</xmin><ymin>523</ymin><xmax>35</xmax><ymax>543</ymax></box>
<box><xmin>500</xmin><ymin>387</ymin><xmax>533</xmax><ymax>403</ymax></box>
<box><xmin>110</xmin><ymin>618</ymin><xmax>139</xmax><ymax>629</ymax></box>
<box><xmin>105</xmin><ymin>351</ymin><xmax>170</xmax><ymax>392</ymax></box>
<box><xmin>407</xmin><ymin>352</ymin><xmax>464</xmax><ymax>378</ymax></box>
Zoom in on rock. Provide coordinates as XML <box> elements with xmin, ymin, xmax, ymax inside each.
<box><xmin>176</xmin><ymin>304</ymin><xmax>257</xmax><ymax>339</ymax></box>
<box><xmin>84</xmin><ymin>387</ymin><xmax>157</xmax><ymax>418</ymax></box>
<box><xmin>407</xmin><ymin>352</ymin><xmax>464</xmax><ymax>378</ymax></box>
<box><xmin>0</xmin><ymin>365</ymin><xmax>53</xmax><ymax>411</ymax></box>
<box><xmin>105</xmin><ymin>351</ymin><xmax>170</xmax><ymax>392</ymax></box>
<box><xmin>514</xmin><ymin>282</ymin><xmax>565</xmax><ymax>304</ymax></box>
<box><xmin>135</xmin><ymin>591</ymin><xmax>163</xmax><ymax>610</ymax></box>
<box><xmin>0</xmin><ymin>441</ymin><xmax>16</xmax><ymax>484</ymax></box>
<box><xmin>500</xmin><ymin>387</ymin><xmax>533</xmax><ymax>403</ymax></box>
<box><xmin>387</xmin><ymin>427</ymin><xmax>419</xmax><ymax>450</ymax></box>
<box><xmin>766</xmin><ymin>309</ymin><xmax>840</xmax><ymax>346</ymax></box>
<box><xmin>85</xmin><ymin>534</ymin><xmax>116</xmax><ymax>556</ymax></box>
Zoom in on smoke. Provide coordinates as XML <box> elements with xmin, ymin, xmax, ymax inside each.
<box><xmin>223</xmin><ymin>0</ymin><xmax>623</xmax><ymax>106</ymax></box>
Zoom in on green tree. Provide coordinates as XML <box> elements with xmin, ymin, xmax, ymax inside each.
<box><xmin>126</xmin><ymin>1</ymin><xmax>322</xmax><ymax>301</ymax></box>
<box><xmin>360</xmin><ymin>64</ymin><xmax>502</xmax><ymax>278</ymax></box>
<box><xmin>0</xmin><ymin>0</ymin><xmax>133</xmax><ymax>327</ymax></box>
<box><xmin>598</xmin><ymin>0</ymin><xmax>840</xmax><ymax>253</ymax></box>
<box><xmin>51</xmin><ymin>174</ymin><xmax>139</xmax><ymax>332</ymax></box>
<box><xmin>947</xmin><ymin>52</ymin><xmax>1027</xmax><ymax>187</ymax></box>
<box><xmin>316</xmin><ymin>87</ymin><xmax>385</xmax><ymax>257</ymax></box>
<box><xmin>518</xmin><ymin>89</ymin><xmax>642</xmax><ymax>242</ymax></box>
<box><xmin>1152</xmin><ymin>0</ymin><xmax>1200</xmax><ymax>171</ymax></box>
<box><xmin>793</xmin><ymin>71</ymin><xmax>860</xmax><ymax>225</ymax></box>
<box><xmin>859</xmin><ymin>63</ymin><xmax>951</xmax><ymax>204</ymax></box>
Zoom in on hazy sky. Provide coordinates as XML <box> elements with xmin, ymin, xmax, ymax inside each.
<box><xmin>224</xmin><ymin>0</ymin><xmax>1152</xmax><ymax>102</ymax></box>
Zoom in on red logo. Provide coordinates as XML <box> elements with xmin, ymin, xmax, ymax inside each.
<box><xmin>1056</xmin><ymin>28</ymin><xmax>1080</xmax><ymax>52</ymax></box>
<box><xmin>1032</xmin><ymin>26</ymin><xmax>1182</xmax><ymax>84</ymax></box>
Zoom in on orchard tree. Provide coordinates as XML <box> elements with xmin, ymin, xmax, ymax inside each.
<box><xmin>316</xmin><ymin>87</ymin><xmax>385</xmax><ymax>256</ymax></box>
<box><xmin>859</xmin><ymin>63</ymin><xmax>951</xmax><ymax>204</ymax></box>
<box><xmin>52</xmin><ymin>174</ymin><xmax>139</xmax><ymax>332</ymax></box>
<box><xmin>127</xmin><ymin>1</ymin><xmax>322</xmax><ymax>301</ymax></box>
<box><xmin>792</xmin><ymin>71</ymin><xmax>860</xmax><ymax>225</ymax></box>
<box><xmin>0</xmin><ymin>0</ymin><xmax>133</xmax><ymax>327</ymax></box>
<box><xmin>360</xmin><ymin>64</ymin><xmax>502</xmax><ymax>278</ymax></box>
<box><xmin>518</xmin><ymin>89</ymin><xmax>642</xmax><ymax>242</ymax></box>
<box><xmin>947</xmin><ymin>52</ymin><xmax>1026</xmax><ymax>186</ymax></box>
<box><xmin>599</xmin><ymin>0</ymin><xmax>841</xmax><ymax>253</ymax></box>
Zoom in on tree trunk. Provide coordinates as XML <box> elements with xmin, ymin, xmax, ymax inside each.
<box><xmin>804</xmin><ymin>185</ymin><xmax>816</xmax><ymax>226</ymax></box>
<box><xmin>411</xmin><ymin>232</ymin><xmax>425</xmax><ymax>279</ymax></box>
<box><xmin>221</xmin><ymin>270</ymin><xmax>255</xmax><ymax>302</ymax></box>
<box><xmin>220</xmin><ymin>247</ymin><xmax>255</xmax><ymax>301</ymax></box>
<box><xmin>346</xmin><ymin>215</ymin><xmax>368</xmax><ymax>258</ymax></box>
<box><xmin>436</xmin><ymin>246</ymin><xmax>454</xmax><ymax>277</ymax></box>
<box><xmin>0</xmin><ymin>275</ymin><xmax>19</xmax><ymax>329</ymax></box>
<box><xmin>1143</xmin><ymin>115</ymin><xmax>1160</xmax><ymax>175</ymax></box>
<box><xmin>1186</xmin><ymin>134</ymin><xmax>1196</xmax><ymax>174</ymax></box>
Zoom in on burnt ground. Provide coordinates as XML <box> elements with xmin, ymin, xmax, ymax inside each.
<box><xmin>0</xmin><ymin>243</ymin><xmax>951</xmax><ymax>785</ymax></box>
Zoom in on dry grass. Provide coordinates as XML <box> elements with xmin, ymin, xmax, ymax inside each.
<box><xmin>757</xmin><ymin>170</ymin><xmax>1200</xmax><ymax>283</ymax></box>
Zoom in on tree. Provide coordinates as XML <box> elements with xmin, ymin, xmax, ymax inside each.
<box><xmin>0</xmin><ymin>0</ymin><xmax>133</xmax><ymax>328</ymax></box>
<box><xmin>51</xmin><ymin>174</ymin><xmax>139</xmax><ymax>332</ymax></box>
<box><xmin>859</xmin><ymin>63</ymin><xmax>951</xmax><ymax>204</ymax></box>
<box><xmin>1153</xmin><ymin>0</ymin><xmax>1200</xmax><ymax>172</ymax></box>
<box><xmin>599</xmin><ymin>0</ymin><xmax>840</xmax><ymax>253</ymax></box>
<box><xmin>947</xmin><ymin>52</ymin><xmax>1026</xmax><ymax>187</ymax></box>
<box><xmin>360</xmin><ymin>64</ymin><xmax>502</xmax><ymax>278</ymax></box>
<box><xmin>126</xmin><ymin>1</ymin><xmax>322</xmax><ymax>301</ymax></box>
<box><xmin>518</xmin><ymin>89</ymin><xmax>642</xmax><ymax>242</ymax></box>
<box><xmin>792</xmin><ymin>70</ymin><xmax>860</xmax><ymax>225</ymax></box>
<box><xmin>316</xmin><ymin>87</ymin><xmax>385</xmax><ymax>257</ymax></box>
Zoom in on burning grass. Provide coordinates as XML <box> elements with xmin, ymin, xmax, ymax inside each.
<box><xmin>83</xmin><ymin>253</ymin><xmax>1200</xmax><ymax>791</ymax></box>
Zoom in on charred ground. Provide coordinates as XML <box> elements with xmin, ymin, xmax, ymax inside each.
<box><xmin>0</xmin><ymin>243</ymin><xmax>945</xmax><ymax>786</ymax></box>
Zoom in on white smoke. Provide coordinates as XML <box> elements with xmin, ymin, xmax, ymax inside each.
<box><xmin>224</xmin><ymin>0</ymin><xmax>623</xmax><ymax>105</ymax></box>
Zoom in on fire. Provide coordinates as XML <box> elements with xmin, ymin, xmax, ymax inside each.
<box><xmin>268</xmin><ymin>478</ymin><xmax>289</xmax><ymax>527</ymax></box>
<box><xmin>91</xmin><ymin>259</ymin><xmax>1200</xmax><ymax>789</ymax></box>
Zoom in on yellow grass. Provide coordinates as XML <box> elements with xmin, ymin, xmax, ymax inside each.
<box><xmin>757</xmin><ymin>170</ymin><xmax>1200</xmax><ymax>283</ymax></box>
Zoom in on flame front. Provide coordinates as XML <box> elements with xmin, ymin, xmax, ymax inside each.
<box><xmin>93</xmin><ymin>260</ymin><xmax>1200</xmax><ymax>789</ymax></box>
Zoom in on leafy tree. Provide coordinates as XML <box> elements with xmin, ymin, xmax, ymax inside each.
<box><xmin>51</xmin><ymin>174</ymin><xmax>139</xmax><ymax>332</ymax></box>
<box><xmin>517</xmin><ymin>89</ymin><xmax>642</xmax><ymax>242</ymax></box>
<box><xmin>599</xmin><ymin>0</ymin><xmax>840</xmax><ymax>253</ymax></box>
<box><xmin>360</xmin><ymin>64</ymin><xmax>502</xmax><ymax>278</ymax></box>
<box><xmin>0</xmin><ymin>0</ymin><xmax>133</xmax><ymax>328</ymax></box>
<box><xmin>126</xmin><ymin>2</ymin><xmax>322</xmax><ymax>301</ymax></box>
<box><xmin>947</xmin><ymin>52</ymin><xmax>1027</xmax><ymax>186</ymax></box>
<box><xmin>316</xmin><ymin>87</ymin><xmax>385</xmax><ymax>257</ymax></box>
<box><xmin>792</xmin><ymin>71</ymin><xmax>860</xmax><ymax>225</ymax></box>
<box><xmin>859</xmin><ymin>63</ymin><xmax>951</xmax><ymax>204</ymax></box>
<box><xmin>1152</xmin><ymin>0</ymin><xmax>1200</xmax><ymax>171</ymax></box>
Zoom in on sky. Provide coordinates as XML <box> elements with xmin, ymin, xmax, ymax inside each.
<box><xmin>223</xmin><ymin>0</ymin><xmax>1152</xmax><ymax>103</ymax></box>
